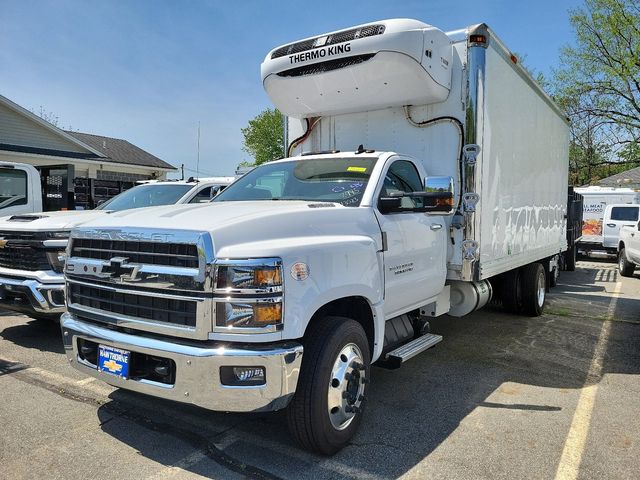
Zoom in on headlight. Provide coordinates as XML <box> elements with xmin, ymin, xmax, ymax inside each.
<box><xmin>215</xmin><ymin>259</ymin><xmax>283</xmax><ymax>332</ymax></box>
<box><xmin>47</xmin><ymin>231</ymin><xmax>70</xmax><ymax>239</ymax></box>
<box><xmin>216</xmin><ymin>299</ymin><xmax>283</xmax><ymax>331</ymax></box>
<box><xmin>215</xmin><ymin>259</ymin><xmax>282</xmax><ymax>293</ymax></box>
<box><xmin>46</xmin><ymin>251</ymin><xmax>67</xmax><ymax>273</ymax></box>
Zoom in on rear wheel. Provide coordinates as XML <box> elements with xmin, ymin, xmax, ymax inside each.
<box><xmin>521</xmin><ymin>263</ymin><xmax>546</xmax><ymax>317</ymax></box>
<box><xmin>549</xmin><ymin>263</ymin><xmax>559</xmax><ymax>288</ymax></box>
<box><xmin>287</xmin><ymin>316</ymin><xmax>370</xmax><ymax>455</ymax></box>
<box><xmin>564</xmin><ymin>246</ymin><xmax>577</xmax><ymax>272</ymax></box>
<box><xmin>618</xmin><ymin>249</ymin><xmax>636</xmax><ymax>277</ymax></box>
<box><xmin>502</xmin><ymin>269</ymin><xmax>523</xmax><ymax>314</ymax></box>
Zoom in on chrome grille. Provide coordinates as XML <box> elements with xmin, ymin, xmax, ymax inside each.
<box><xmin>71</xmin><ymin>238</ymin><xmax>198</xmax><ymax>268</ymax></box>
<box><xmin>68</xmin><ymin>282</ymin><xmax>197</xmax><ymax>327</ymax></box>
<box><xmin>0</xmin><ymin>230</ymin><xmax>50</xmax><ymax>271</ymax></box>
<box><xmin>66</xmin><ymin>228</ymin><xmax>214</xmax><ymax>339</ymax></box>
<box><xmin>271</xmin><ymin>24</ymin><xmax>385</xmax><ymax>59</ymax></box>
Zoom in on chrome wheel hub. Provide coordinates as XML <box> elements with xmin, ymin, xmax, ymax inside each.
<box><xmin>537</xmin><ymin>270</ymin><xmax>545</xmax><ymax>306</ymax></box>
<box><xmin>327</xmin><ymin>343</ymin><xmax>366</xmax><ymax>430</ymax></box>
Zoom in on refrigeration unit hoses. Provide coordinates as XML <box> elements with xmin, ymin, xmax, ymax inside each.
<box><xmin>403</xmin><ymin>105</ymin><xmax>465</xmax><ymax>214</ymax></box>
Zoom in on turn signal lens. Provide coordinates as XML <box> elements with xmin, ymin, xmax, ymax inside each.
<box><xmin>254</xmin><ymin>267</ymin><xmax>282</xmax><ymax>287</ymax></box>
<box><xmin>254</xmin><ymin>303</ymin><xmax>282</xmax><ymax>324</ymax></box>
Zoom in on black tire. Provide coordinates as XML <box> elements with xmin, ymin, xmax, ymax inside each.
<box><xmin>549</xmin><ymin>264</ymin><xmax>559</xmax><ymax>288</ymax></box>
<box><xmin>618</xmin><ymin>249</ymin><xmax>636</xmax><ymax>277</ymax></box>
<box><xmin>564</xmin><ymin>246</ymin><xmax>576</xmax><ymax>272</ymax></box>
<box><xmin>287</xmin><ymin>316</ymin><xmax>370</xmax><ymax>455</ymax></box>
<box><xmin>502</xmin><ymin>269</ymin><xmax>523</xmax><ymax>314</ymax></box>
<box><xmin>521</xmin><ymin>263</ymin><xmax>546</xmax><ymax>317</ymax></box>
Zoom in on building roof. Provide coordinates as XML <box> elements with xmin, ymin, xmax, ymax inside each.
<box><xmin>0</xmin><ymin>94</ymin><xmax>175</xmax><ymax>171</ymax></box>
<box><xmin>65</xmin><ymin>131</ymin><xmax>175</xmax><ymax>171</ymax></box>
<box><xmin>596</xmin><ymin>166</ymin><xmax>640</xmax><ymax>188</ymax></box>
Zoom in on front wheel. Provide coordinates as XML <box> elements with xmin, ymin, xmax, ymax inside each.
<box><xmin>287</xmin><ymin>316</ymin><xmax>370</xmax><ymax>455</ymax></box>
<box><xmin>618</xmin><ymin>249</ymin><xmax>636</xmax><ymax>277</ymax></box>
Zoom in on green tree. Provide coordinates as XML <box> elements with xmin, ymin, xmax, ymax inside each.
<box><xmin>241</xmin><ymin>108</ymin><xmax>284</xmax><ymax>165</ymax></box>
<box><xmin>553</xmin><ymin>0</ymin><xmax>640</xmax><ymax>185</ymax></box>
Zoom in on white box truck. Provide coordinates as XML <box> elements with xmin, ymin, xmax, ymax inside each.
<box><xmin>575</xmin><ymin>185</ymin><xmax>640</xmax><ymax>254</ymax></box>
<box><xmin>61</xmin><ymin>19</ymin><xmax>569</xmax><ymax>454</ymax></box>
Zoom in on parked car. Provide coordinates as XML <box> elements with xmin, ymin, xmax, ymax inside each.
<box><xmin>618</xmin><ymin>220</ymin><xmax>640</xmax><ymax>277</ymax></box>
<box><xmin>0</xmin><ymin>178</ymin><xmax>234</xmax><ymax>319</ymax></box>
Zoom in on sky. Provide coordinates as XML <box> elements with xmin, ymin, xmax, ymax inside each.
<box><xmin>1</xmin><ymin>0</ymin><xmax>584</xmax><ymax>178</ymax></box>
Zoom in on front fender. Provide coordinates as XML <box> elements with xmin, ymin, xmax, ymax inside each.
<box><xmin>216</xmin><ymin>235</ymin><xmax>384</xmax><ymax>340</ymax></box>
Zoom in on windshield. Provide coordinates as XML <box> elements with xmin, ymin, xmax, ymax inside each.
<box><xmin>213</xmin><ymin>157</ymin><xmax>377</xmax><ymax>207</ymax></box>
<box><xmin>97</xmin><ymin>184</ymin><xmax>194</xmax><ymax>211</ymax></box>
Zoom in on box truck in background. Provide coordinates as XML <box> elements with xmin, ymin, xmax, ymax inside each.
<box><xmin>575</xmin><ymin>186</ymin><xmax>640</xmax><ymax>254</ymax></box>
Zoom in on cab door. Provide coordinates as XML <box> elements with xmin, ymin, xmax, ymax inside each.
<box><xmin>373</xmin><ymin>159</ymin><xmax>447</xmax><ymax>318</ymax></box>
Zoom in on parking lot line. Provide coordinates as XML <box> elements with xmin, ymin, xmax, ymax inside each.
<box><xmin>554</xmin><ymin>280</ymin><xmax>621</xmax><ymax>480</ymax></box>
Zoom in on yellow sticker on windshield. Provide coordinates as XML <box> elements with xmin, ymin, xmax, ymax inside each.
<box><xmin>347</xmin><ymin>166</ymin><xmax>367</xmax><ymax>172</ymax></box>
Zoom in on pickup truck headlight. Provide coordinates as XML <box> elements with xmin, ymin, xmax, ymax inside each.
<box><xmin>215</xmin><ymin>262</ymin><xmax>282</xmax><ymax>293</ymax></box>
<box><xmin>46</xmin><ymin>251</ymin><xmax>67</xmax><ymax>273</ymax></box>
<box><xmin>215</xmin><ymin>259</ymin><xmax>283</xmax><ymax>332</ymax></box>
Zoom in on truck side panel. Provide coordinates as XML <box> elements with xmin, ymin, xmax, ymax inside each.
<box><xmin>475</xmin><ymin>42</ymin><xmax>569</xmax><ymax>279</ymax></box>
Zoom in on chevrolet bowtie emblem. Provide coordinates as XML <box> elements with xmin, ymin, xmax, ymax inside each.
<box><xmin>102</xmin><ymin>359</ymin><xmax>123</xmax><ymax>374</ymax></box>
<box><xmin>106</xmin><ymin>256</ymin><xmax>139</xmax><ymax>282</ymax></box>
<box><xmin>0</xmin><ymin>238</ymin><xmax>7</xmax><ymax>249</ymax></box>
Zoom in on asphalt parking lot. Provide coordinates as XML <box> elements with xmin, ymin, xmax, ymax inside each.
<box><xmin>1</xmin><ymin>259</ymin><xmax>639</xmax><ymax>480</ymax></box>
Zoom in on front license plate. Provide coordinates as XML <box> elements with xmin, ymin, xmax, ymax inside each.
<box><xmin>98</xmin><ymin>345</ymin><xmax>130</xmax><ymax>379</ymax></box>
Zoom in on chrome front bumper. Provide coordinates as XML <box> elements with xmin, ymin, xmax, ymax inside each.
<box><xmin>61</xmin><ymin>313</ymin><xmax>304</xmax><ymax>412</ymax></box>
<box><xmin>0</xmin><ymin>274</ymin><xmax>65</xmax><ymax>315</ymax></box>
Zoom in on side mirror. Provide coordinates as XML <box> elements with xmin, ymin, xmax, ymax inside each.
<box><xmin>422</xmin><ymin>176</ymin><xmax>455</xmax><ymax>214</ymax></box>
<box><xmin>210</xmin><ymin>186</ymin><xmax>222</xmax><ymax>199</ymax></box>
<box><xmin>378</xmin><ymin>196</ymin><xmax>402</xmax><ymax>214</ymax></box>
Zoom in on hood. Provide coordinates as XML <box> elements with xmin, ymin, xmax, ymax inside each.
<box><xmin>0</xmin><ymin>210</ymin><xmax>109</xmax><ymax>232</ymax></box>
<box><xmin>73</xmin><ymin>201</ymin><xmax>382</xmax><ymax>255</ymax></box>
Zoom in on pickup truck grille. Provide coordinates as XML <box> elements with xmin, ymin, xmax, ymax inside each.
<box><xmin>71</xmin><ymin>238</ymin><xmax>198</xmax><ymax>268</ymax></box>
<box><xmin>67</xmin><ymin>229</ymin><xmax>213</xmax><ymax>340</ymax></box>
<box><xmin>0</xmin><ymin>230</ymin><xmax>51</xmax><ymax>271</ymax></box>
<box><xmin>68</xmin><ymin>282</ymin><xmax>197</xmax><ymax>327</ymax></box>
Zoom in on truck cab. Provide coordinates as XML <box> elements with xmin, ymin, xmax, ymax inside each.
<box><xmin>603</xmin><ymin>204</ymin><xmax>640</xmax><ymax>249</ymax></box>
<box><xmin>0</xmin><ymin>162</ymin><xmax>43</xmax><ymax>215</ymax></box>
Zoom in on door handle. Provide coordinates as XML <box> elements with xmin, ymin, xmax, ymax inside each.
<box><xmin>606</xmin><ymin>224</ymin><xmax>616</xmax><ymax>228</ymax></box>
<box><xmin>430</xmin><ymin>224</ymin><xmax>443</xmax><ymax>231</ymax></box>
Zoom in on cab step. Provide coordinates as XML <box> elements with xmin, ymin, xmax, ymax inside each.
<box><xmin>383</xmin><ymin>333</ymin><xmax>443</xmax><ymax>369</ymax></box>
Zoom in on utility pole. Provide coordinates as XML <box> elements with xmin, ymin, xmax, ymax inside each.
<box><xmin>196</xmin><ymin>122</ymin><xmax>201</xmax><ymax>180</ymax></box>
<box><xmin>181</xmin><ymin>163</ymin><xmax>184</xmax><ymax>181</ymax></box>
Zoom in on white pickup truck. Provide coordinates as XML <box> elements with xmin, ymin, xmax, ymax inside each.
<box><xmin>0</xmin><ymin>178</ymin><xmax>234</xmax><ymax>318</ymax></box>
<box><xmin>61</xmin><ymin>19</ymin><xmax>569</xmax><ymax>454</ymax></box>
<box><xmin>617</xmin><ymin>222</ymin><xmax>640</xmax><ymax>277</ymax></box>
